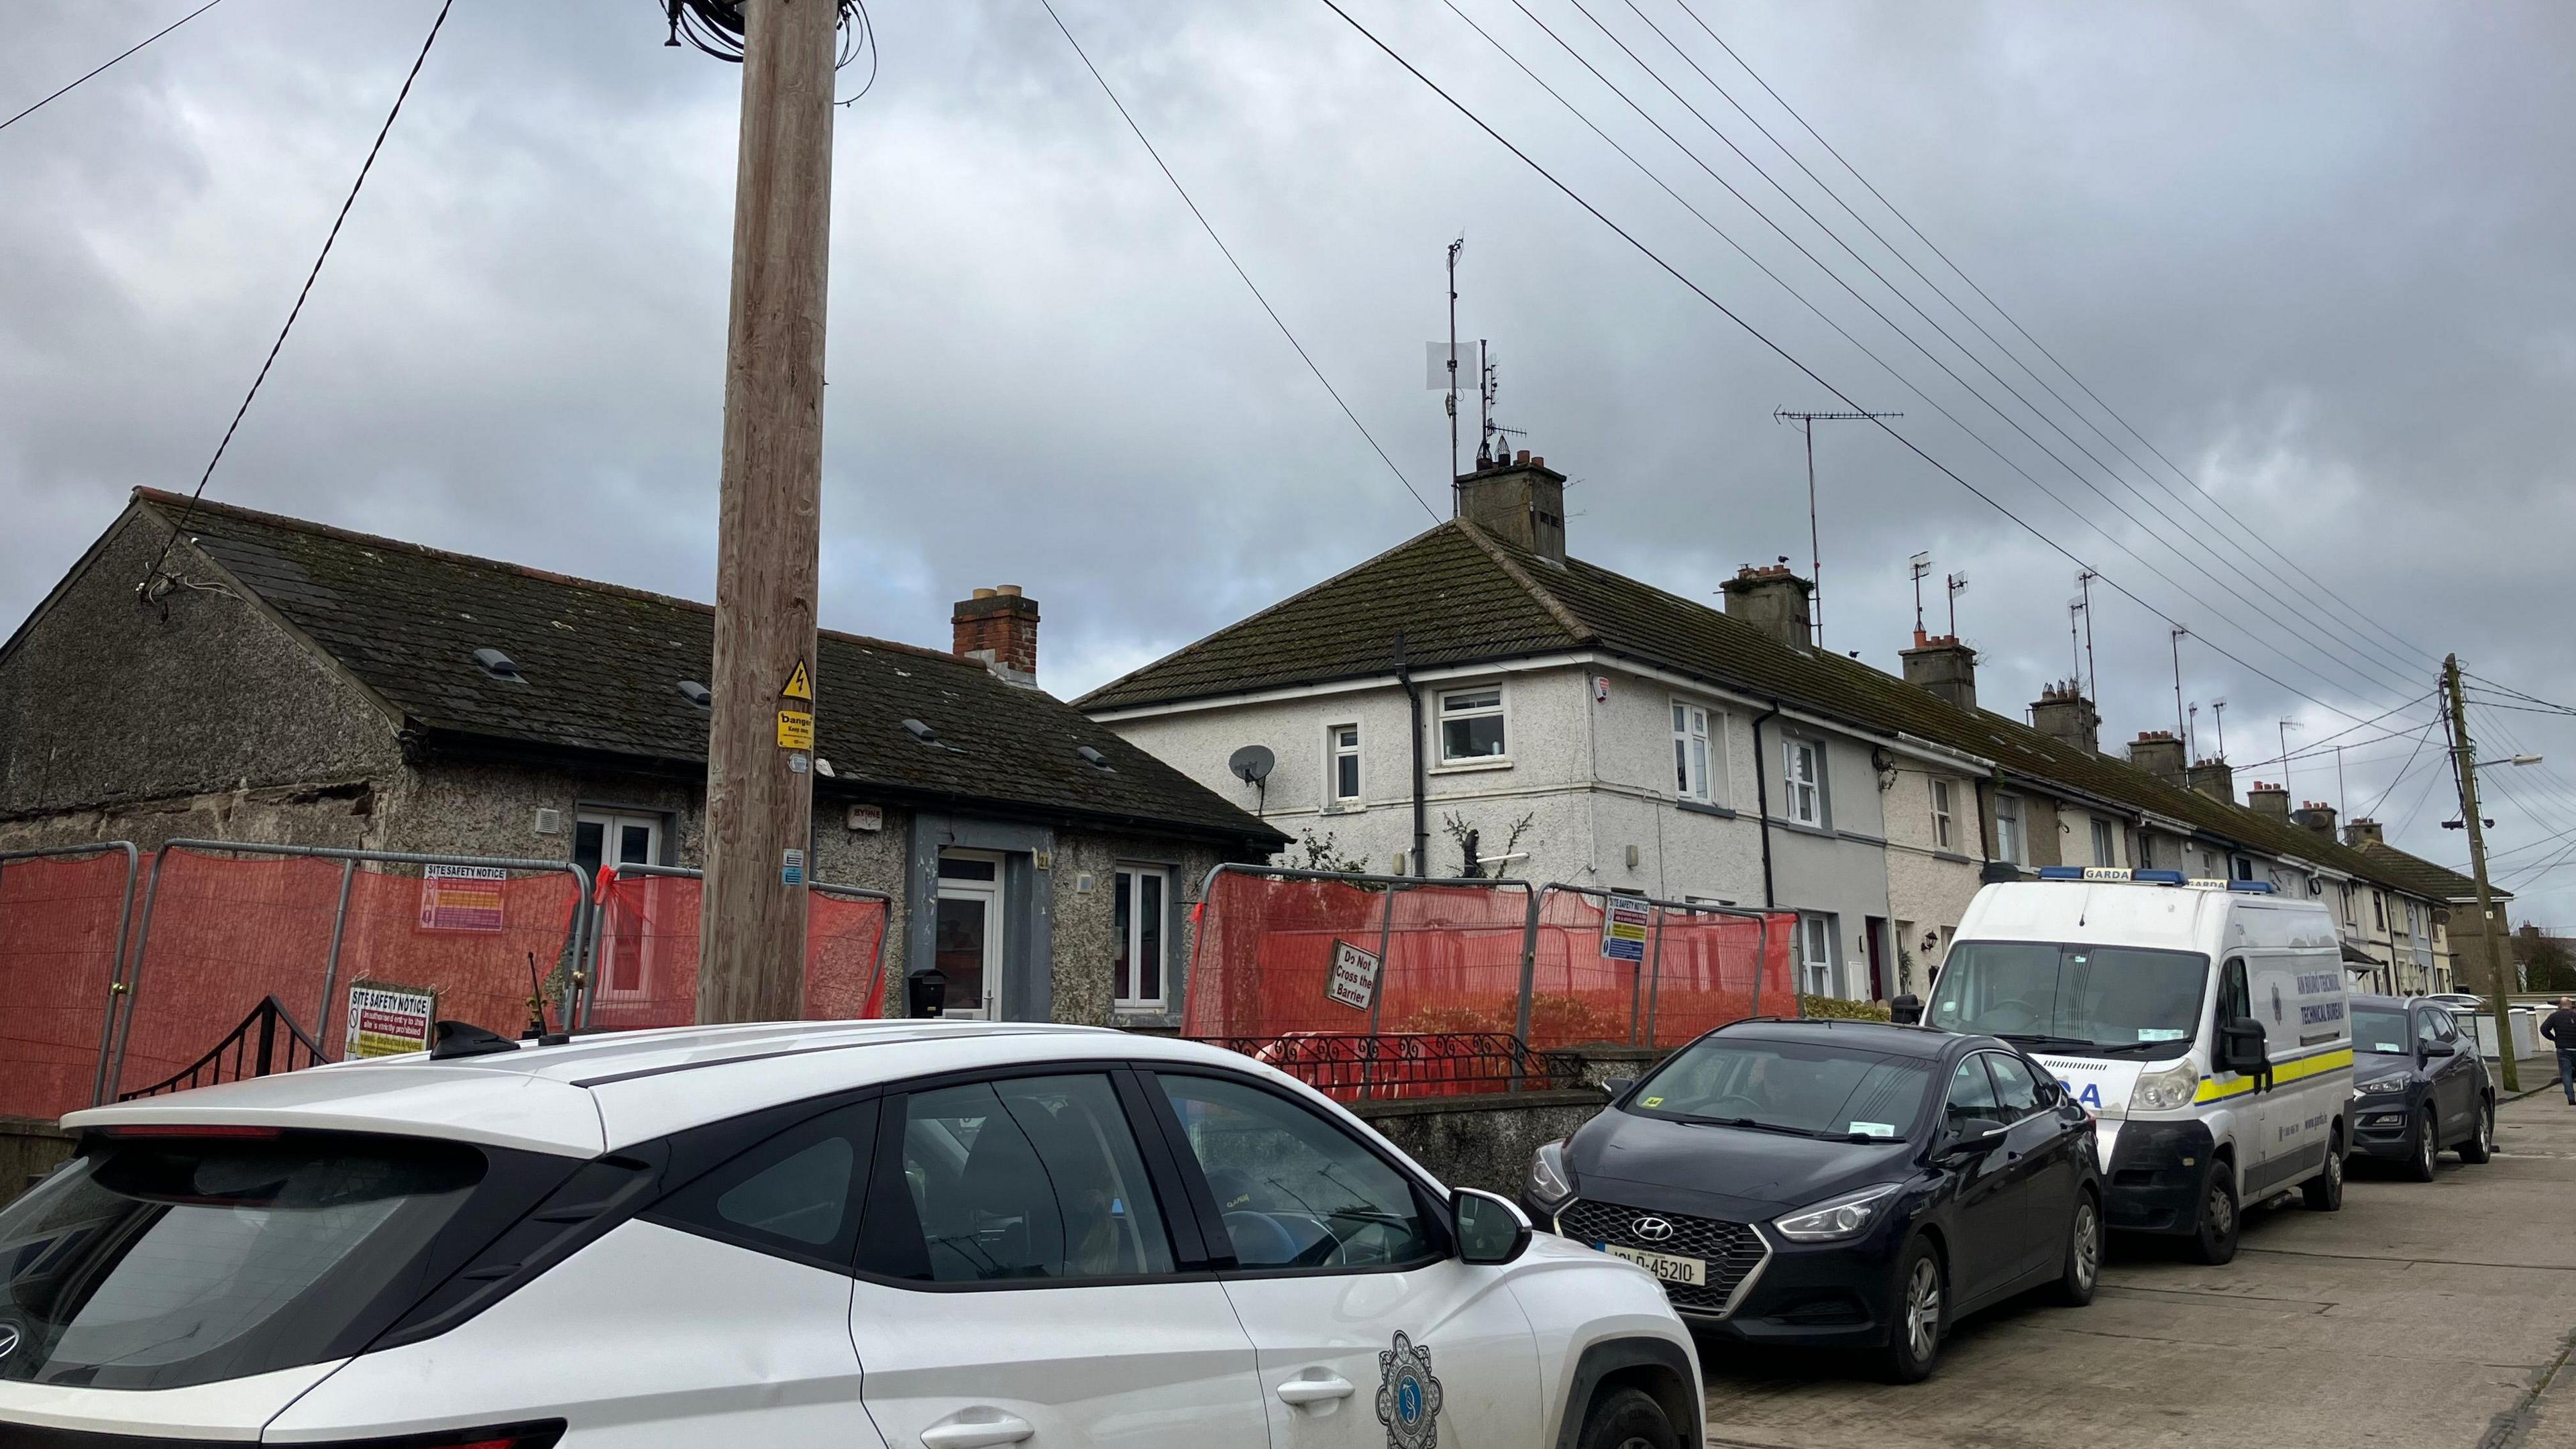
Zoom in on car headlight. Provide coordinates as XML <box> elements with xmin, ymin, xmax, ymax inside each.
<box><xmin>1771</xmin><ymin>1182</ymin><xmax>1904</xmax><ymax>1243</ymax></box>
<box><xmin>2131</xmin><ymin>1061</ymin><xmax>2200</xmax><ymax>1113</ymax></box>
<box><xmin>1526</xmin><ymin>1139</ymin><xmax>1576</xmax><ymax>1212</ymax></box>
<box><xmin>2358</xmin><ymin>1076</ymin><xmax>2408</xmax><ymax>1094</ymax></box>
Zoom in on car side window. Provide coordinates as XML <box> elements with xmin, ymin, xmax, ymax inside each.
<box><xmin>2216</xmin><ymin>959</ymin><xmax>2252</xmax><ymax>1024</ymax></box>
<box><xmin>1982</xmin><ymin>1053</ymin><xmax>2047</xmax><ymax>1120</ymax></box>
<box><xmin>2428</xmin><ymin>1008</ymin><xmax>2460</xmax><ymax>1043</ymax></box>
<box><xmin>2416</xmin><ymin>1010</ymin><xmax>2443</xmax><ymax>1046</ymax></box>
<box><xmin>857</xmin><ymin>1073</ymin><xmax>1177</xmax><ymax>1285</ymax></box>
<box><xmin>647</xmin><ymin>1099</ymin><xmax>876</xmax><ymax>1271</ymax></box>
<box><xmin>1944</xmin><ymin>1054</ymin><xmax>2002</xmax><ymax>1130</ymax></box>
<box><xmin>1155</xmin><ymin>1073</ymin><xmax>1440</xmax><ymax>1272</ymax></box>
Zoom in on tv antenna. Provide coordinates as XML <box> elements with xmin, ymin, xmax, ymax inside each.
<box><xmin>2188</xmin><ymin>702</ymin><xmax>2200</xmax><ymax>761</ymax></box>
<box><xmin>1774</xmin><ymin>407</ymin><xmax>1900</xmax><ymax>649</ymax></box>
<box><xmin>1944</xmin><ymin>570</ymin><xmax>1968</xmax><ymax>637</ymax></box>
<box><xmin>2210</xmin><ymin>698</ymin><xmax>2229</xmax><ymax>761</ymax></box>
<box><xmin>2074</xmin><ymin>568</ymin><xmax>2098</xmax><ymax>702</ymax></box>
<box><xmin>1908</xmin><ymin>552</ymin><xmax>1932</xmax><ymax>634</ymax></box>
<box><xmin>2168</xmin><ymin>627</ymin><xmax>2190</xmax><ymax>741</ymax></box>
<box><xmin>1424</xmin><ymin>237</ymin><xmax>1466</xmax><ymax>505</ymax></box>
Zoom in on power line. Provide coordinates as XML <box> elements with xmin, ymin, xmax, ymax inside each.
<box><xmin>0</xmin><ymin>0</ymin><xmax>225</xmax><ymax>136</ymax></box>
<box><xmin>1666</xmin><ymin>0</ymin><xmax>2443</xmax><ymax>676</ymax></box>
<box><xmin>142</xmin><ymin>0</ymin><xmax>454</xmax><ymax>593</ymax></box>
<box><xmin>1038</xmin><ymin>0</ymin><xmax>1438</xmax><ymax>523</ymax></box>
<box><xmin>1583</xmin><ymin>0</ymin><xmax>2428</xmax><ymax>704</ymax></box>
<box><xmin>1375</xmin><ymin>0</ymin><xmax>2392</xmax><ymax>728</ymax></box>
<box><xmin>2357</xmin><ymin>717</ymin><xmax>2439</xmax><ymax>822</ymax></box>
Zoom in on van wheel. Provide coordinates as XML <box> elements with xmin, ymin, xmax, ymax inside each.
<box><xmin>1575</xmin><ymin>1387</ymin><xmax>1678</xmax><ymax>1449</ymax></box>
<box><xmin>1876</xmin><ymin>1236</ymin><xmax>1946</xmax><ymax>1383</ymax></box>
<box><xmin>2190</xmin><ymin>1167</ymin><xmax>2239</xmax><ymax>1265</ymax></box>
<box><xmin>2051</xmin><ymin>1191</ymin><xmax>2101</xmax><ymax>1306</ymax></box>
<box><xmin>2405</xmin><ymin>1107</ymin><xmax>2438</xmax><ymax>1182</ymax></box>
<box><xmin>2302</xmin><ymin>1127</ymin><xmax>2345</xmax><ymax>1211</ymax></box>
<box><xmin>2459</xmin><ymin>1098</ymin><xmax>2496</xmax><ymax>1164</ymax></box>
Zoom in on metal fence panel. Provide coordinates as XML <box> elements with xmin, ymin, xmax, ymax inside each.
<box><xmin>0</xmin><ymin>843</ymin><xmax>139</xmax><ymax>1118</ymax></box>
<box><xmin>582</xmin><ymin>864</ymin><xmax>892</xmax><ymax>1031</ymax></box>
<box><xmin>1529</xmin><ymin>885</ymin><xmax>1796</xmax><ymax>1049</ymax></box>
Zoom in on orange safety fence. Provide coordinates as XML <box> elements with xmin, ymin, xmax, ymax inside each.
<box><xmin>1525</xmin><ymin>888</ymin><xmax>1796</xmax><ymax>1049</ymax></box>
<box><xmin>0</xmin><ymin>846</ymin><xmax>138</xmax><ymax>1120</ymax></box>
<box><xmin>582</xmin><ymin>867</ymin><xmax>890</xmax><ymax>1032</ymax></box>
<box><xmin>1180</xmin><ymin>869</ymin><xmax>1538</xmax><ymax>1042</ymax></box>
<box><xmin>113</xmin><ymin>847</ymin><xmax>584</xmax><ymax>1099</ymax></box>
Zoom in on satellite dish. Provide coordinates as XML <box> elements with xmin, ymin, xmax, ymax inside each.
<box><xmin>1228</xmin><ymin>745</ymin><xmax>1276</xmax><ymax>785</ymax></box>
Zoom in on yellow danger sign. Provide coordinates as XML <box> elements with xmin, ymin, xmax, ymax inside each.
<box><xmin>780</xmin><ymin>660</ymin><xmax>813</xmax><ymax>701</ymax></box>
<box><xmin>776</xmin><ymin>709</ymin><xmax>814</xmax><ymax>750</ymax></box>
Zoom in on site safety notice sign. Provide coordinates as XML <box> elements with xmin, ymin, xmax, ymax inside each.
<box><xmin>347</xmin><ymin>983</ymin><xmax>437</xmax><ymax>1058</ymax></box>
<box><xmin>1326</xmin><ymin>938</ymin><xmax>1382</xmax><ymax>1011</ymax></box>
<box><xmin>418</xmin><ymin>863</ymin><xmax>507</xmax><ymax>932</ymax></box>
<box><xmin>1601</xmin><ymin>895</ymin><xmax>1651</xmax><ymax>962</ymax></box>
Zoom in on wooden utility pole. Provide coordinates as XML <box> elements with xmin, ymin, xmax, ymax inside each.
<box><xmin>698</xmin><ymin>0</ymin><xmax>839</xmax><ymax>1024</ymax></box>
<box><xmin>2444</xmin><ymin>653</ymin><xmax>2519</xmax><ymax>1093</ymax></box>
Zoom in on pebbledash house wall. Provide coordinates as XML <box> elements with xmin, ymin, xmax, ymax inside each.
<box><xmin>0</xmin><ymin>518</ymin><xmax>1228</xmax><ymax>1031</ymax></box>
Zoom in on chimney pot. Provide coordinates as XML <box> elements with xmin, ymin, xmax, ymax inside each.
<box><xmin>971</xmin><ymin>586</ymin><xmax>997</xmax><ymax>600</ymax></box>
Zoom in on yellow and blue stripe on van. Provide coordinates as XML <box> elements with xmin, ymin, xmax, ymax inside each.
<box><xmin>2193</xmin><ymin>1047</ymin><xmax>2355</xmax><ymax>1102</ymax></box>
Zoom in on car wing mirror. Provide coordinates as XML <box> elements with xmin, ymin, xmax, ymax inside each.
<box><xmin>1600</xmin><ymin>1076</ymin><xmax>1636</xmax><ymax>1102</ymax></box>
<box><xmin>1452</xmin><ymin>1188</ymin><xmax>1532</xmax><ymax>1265</ymax></box>
<box><xmin>2218</xmin><ymin>1017</ymin><xmax>2270</xmax><ymax>1075</ymax></box>
<box><xmin>1889</xmin><ymin>993</ymin><xmax>1924</xmax><ymax>1026</ymax></box>
<box><xmin>2420</xmin><ymin>1038</ymin><xmax>2457</xmax><ymax>1059</ymax></box>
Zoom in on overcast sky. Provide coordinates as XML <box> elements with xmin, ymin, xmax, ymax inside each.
<box><xmin>7</xmin><ymin>0</ymin><xmax>2574</xmax><ymax>923</ymax></box>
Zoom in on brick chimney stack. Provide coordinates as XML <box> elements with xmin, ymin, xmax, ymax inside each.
<box><xmin>1900</xmin><ymin>628</ymin><xmax>1979</xmax><ymax>714</ymax></box>
<box><xmin>2247</xmin><ymin>780</ymin><xmax>2291</xmax><ymax>819</ymax></box>
<box><xmin>2128</xmin><ymin>731</ymin><xmax>2186</xmax><ymax>786</ymax></box>
<box><xmin>953</xmin><ymin>584</ymin><xmax>1039</xmax><ymax>687</ymax></box>
<box><xmin>1721</xmin><ymin>563</ymin><xmax>1816</xmax><ymax>649</ymax></box>
<box><xmin>2030</xmin><ymin>680</ymin><xmax>2100</xmax><ymax>754</ymax></box>
<box><xmin>2293</xmin><ymin>800</ymin><xmax>2339</xmax><ymax>839</ymax></box>
<box><xmin>2187</xmin><ymin>757</ymin><xmax>2236</xmax><ymax>804</ymax></box>
<box><xmin>1456</xmin><ymin>451</ymin><xmax>1568</xmax><ymax>564</ymax></box>
<box><xmin>2344</xmin><ymin>817</ymin><xmax>2387</xmax><ymax>848</ymax></box>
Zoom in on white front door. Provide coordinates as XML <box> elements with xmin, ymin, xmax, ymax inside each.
<box><xmin>936</xmin><ymin>851</ymin><xmax>1005</xmax><ymax>1019</ymax></box>
<box><xmin>576</xmin><ymin>810</ymin><xmax>663</xmax><ymax>1003</ymax></box>
<box><xmin>1146</xmin><ymin>1070</ymin><xmax>1542</xmax><ymax>1449</ymax></box>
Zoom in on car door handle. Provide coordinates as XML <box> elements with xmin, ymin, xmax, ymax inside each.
<box><xmin>1278</xmin><ymin>1375</ymin><xmax>1356</xmax><ymax>1406</ymax></box>
<box><xmin>921</xmin><ymin>1415</ymin><xmax>1034</xmax><ymax>1449</ymax></box>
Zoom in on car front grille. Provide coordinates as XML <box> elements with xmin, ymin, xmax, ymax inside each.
<box><xmin>1555</xmin><ymin>1198</ymin><xmax>1769</xmax><ymax>1316</ymax></box>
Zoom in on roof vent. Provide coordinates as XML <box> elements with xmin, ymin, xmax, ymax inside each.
<box><xmin>676</xmin><ymin>680</ymin><xmax>712</xmax><ymax>708</ymax></box>
<box><xmin>472</xmin><ymin>647</ymin><xmax>526</xmax><ymax>682</ymax></box>
<box><xmin>1078</xmin><ymin>745</ymin><xmax>1115</xmax><ymax>771</ymax></box>
<box><xmin>901</xmin><ymin>718</ymin><xmax>941</xmax><ymax>745</ymax></box>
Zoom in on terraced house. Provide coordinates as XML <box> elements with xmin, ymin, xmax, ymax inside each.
<box><xmin>1081</xmin><ymin>453</ymin><xmax>2479</xmax><ymax>1002</ymax></box>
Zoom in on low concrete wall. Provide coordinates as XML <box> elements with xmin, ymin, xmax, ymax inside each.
<box><xmin>1</xmin><ymin>1117</ymin><xmax>76</xmax><ymax>1208</ymax></box>
<box><xmin>1350</xmin><ymin>1089</ymin><xmax>1607</xmax><ymax>1197</ymax></box>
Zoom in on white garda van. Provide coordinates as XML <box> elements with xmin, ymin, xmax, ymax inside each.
<box><xmin>1900</xmin><ymin>868</ymin><xmax>2351</xmax><ymax>1265</ymax></box>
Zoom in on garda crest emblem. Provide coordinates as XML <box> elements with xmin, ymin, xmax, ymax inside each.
<box><xmin>1376</xmin><ymin>1330</ymin><xmax>1444</xmax><ymax>1449</ymax></box>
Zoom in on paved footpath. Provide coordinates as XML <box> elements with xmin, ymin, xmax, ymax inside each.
<box><xmin>1698</xmin><ymin>1077</ymin><xmax>2576</xmax><ymax>1448</ymax></box>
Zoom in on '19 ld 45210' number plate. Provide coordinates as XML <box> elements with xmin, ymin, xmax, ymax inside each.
<box><xmin>1601</xmin><ymin>1242</ymin><xmax>1705</xmax><ymax>1286</ymax></box>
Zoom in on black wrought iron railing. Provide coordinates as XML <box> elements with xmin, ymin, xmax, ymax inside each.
<box><xmin>1201</xmin><ymin>1031</ymin><xmax>1587</xmax><ymax>1102</ymax></box>
<box><xmin>118</xmin><ymin>996</ymin><xmax>331</xmax><ymax>1101</ymax></box>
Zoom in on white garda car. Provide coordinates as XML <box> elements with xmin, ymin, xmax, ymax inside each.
<box><xmin>0</xmin><ymin>1020</ymin><xmax>1699</xmax><ymax>1449</ymax></box>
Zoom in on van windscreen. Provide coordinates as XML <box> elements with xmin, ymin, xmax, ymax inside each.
<box><xmin>0</xmin><ymin>1132</ymin><xmax>490</xmax><ymax>1390</ymax></box>
<box><xmin>1926</xmin><ymin>943</ymin><xmax>2209</xmax><ymax>1053</ymax></box>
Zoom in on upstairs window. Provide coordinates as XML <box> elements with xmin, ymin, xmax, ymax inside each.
<box><xmin>1328</xmin><ymin>724</ymin><xmax>1361</xmax><ymax>804</ymax></box>
<box><xmin>1672</xmin><ymin>702</ymin><xmax>1713</xmax><ymax>801</ymax></box>
<box><xmin>1784</xmin><ymin>738</ymin><xmax>1823</xmax><ymax>826</ymax></box>
<box><xmin>1995</xmin><ymin>795</ymin><xmax>2027</xmax><ymax>865</ymax></box>
<box><xmin>1439</xmin><ymin>688</ymin><xmax>1507</xmax><ymax>762</ymax></box>
<box><xmin>2373</xmin><ymin>892</ymin><xmax>2387</xmax><ymax>930</ymax></box>
<box><xmin>1931</xmin><ymin>780</ymin><xmax>1955</xmax><ymax>851</ymax></box>
<box><xmin>2090</xmin><ymin>817</ymin><xmax>2117</xmax><ymax>867</ymax></box>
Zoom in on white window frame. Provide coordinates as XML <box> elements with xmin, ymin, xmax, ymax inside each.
<box><xmin>2090</xmin><ymin>816</ymin><xmax>2116</xmax><ymax>868</ymax></box>
<box><xmin>1800</xmin><ymin>914</ymin><xmax>1836</xmax><ymax>998</ymax></box>
<box><xmin>1327</xmin><ymin>723</ymin><xmax>1362</xmax><ymax>808</ymax></box>
<box><xmin>1436</xmin><ymin>686</ymin><xmax>1509</xmax><ymax>765</ymax></box>
<box><xmin>1995</xmin><ymin>794</ymin><xmax>2026</xmax><ymax>866</ymax></box>
<box><xmin>1112</xmin><ymin>864</ymin><xmax>1171</xmax><ymax>1011</ymax></box>
<box><xmin>1931</xmin><ymin>780</ymin><xmax>1955</xmax><ymax>851</ymax></box>
<box><xmin>578</xmin><ymin>809</ymin><xmax>666</xmax><ymax>1004</ymax></box>
<box><xmin>1784</xmin><ymin>737</ymin><xmax>1823</xmax><ymax>826</ymax></box>
<box><xmin>1671</xmin><ymin>700</ymin><xmax>1713</xmax><ymax>802</ymax></box>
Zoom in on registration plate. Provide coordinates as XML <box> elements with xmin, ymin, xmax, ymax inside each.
<box><xmin>1601</xmin><ymin>1242</ymin><xmax>1706</xmax><ymax>1286</ymax></box>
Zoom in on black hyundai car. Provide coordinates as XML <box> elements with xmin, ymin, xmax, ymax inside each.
<box><xmin>1522</xmin><ymin>1018</ymin><xmax>2102</xmax><ymax>1383</ymax></box>
<box><xmin>2347</xmin><ymin>993</ymin><xmax>2495</xmax><ymax>1179</ymax></box>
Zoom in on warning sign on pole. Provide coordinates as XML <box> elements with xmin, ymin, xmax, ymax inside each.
<box><xmin>781</xmin><ymin>659</ymin><xmax>813</xmax><ymax>700</ymax></box>
<box><xmin>419</xmin><ymin>863</ymin><xmax>507</xmax><ymax>933</ymax></box>
<box><xmin>1601</xmin><ymin>895</ymin><xmax>1650</xmax><ymax>962</ymax></box>
<box><xmin>1326</xmin><ymin>939</ymin><xmax>1382</xmax><ymax>1012</ymax></box>
<box><xmin>347</xmin><ymin>982</ymin><xmax>437</xmax><ymax>1058</ymax></box>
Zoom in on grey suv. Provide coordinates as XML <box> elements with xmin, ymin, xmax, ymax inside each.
<box><xmin>2347</xmin><ymin>994</ymin><xmax>2495</xmax><ymax>1180</ymax></box>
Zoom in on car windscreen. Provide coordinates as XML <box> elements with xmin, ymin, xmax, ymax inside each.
<box><xmin>1925</xmin><ymin>941</ymin><xmax>2209</xmax><ymax>1053</ymax></box>
<box><xmin>2351</xmin><ymin>1005</ymin><xmax>2411</xmax><ymax>1056</ymax></box>
<box><xmin>1625</xmin><ymin>1038</ymin><xmax>1933</xmax><ymax>1140</ymax></box>
<box><xmin>0</xmin><ymin>1132</ymin><xmax>488</xmax><ymax>1390</ymax></box>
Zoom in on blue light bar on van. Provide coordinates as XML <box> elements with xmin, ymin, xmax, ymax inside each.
<box><xmin>2037</xmin><ymin>867</ymin><xmax>2086</xmax><ymax>879</ymax></box>
<box><xmin>2038</xmin><ymin>866</ymin><xmax>2141</xmax><ymax>881</ymax></box>
<box><xmin>2227</xmin><ymin>880</ymin><xmax>2277</xmax><ymax>894</ymax></box>
<box><xmin>2133</xmin><ymin>870</ymin><xmax>2186</xmax><ymax>884</ymax></box>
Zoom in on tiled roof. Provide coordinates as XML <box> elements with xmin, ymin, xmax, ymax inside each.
<box><xmin>1079</xmin><ymin>520</ymin><xmax>2436</xmax><ymax>895</ymax></box>
<box><xmin>2354</xmin><ymin>840</ymin><xmax>2498</xmax><ymax>904</ymax></box>
<box><xmin>134</xmin><ymin>490</ymin><xmax>1282</xmax><ymax>847</ymax></box>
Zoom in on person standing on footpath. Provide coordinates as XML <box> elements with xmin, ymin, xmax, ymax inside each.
<box><xmin>2543</xmin><ymin>996</ymin><xmax>2576</xmax><ymax>1106</ymax></box>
